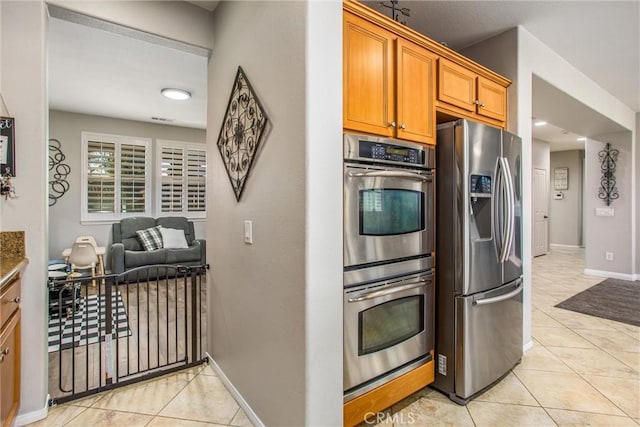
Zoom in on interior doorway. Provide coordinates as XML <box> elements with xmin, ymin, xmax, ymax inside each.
<box><xmin>533</xmin><ymin>167</ymin><xmax>549</xmax><ymax>257</ymax></box>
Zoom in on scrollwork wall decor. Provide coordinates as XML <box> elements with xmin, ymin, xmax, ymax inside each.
<box><xmin>48</xmin><ymin>138</ymin><xmax>71</xmax><ymax>206</ymax></box>
<box><xmin>598</xmin><ymin>142</ymin><xmax>619</xmax><ymax>206</ymax></box>
<box><xmin>216</xmin><ymin>66</ymin><xmax>269</xmax><ymax>202</ymax></box>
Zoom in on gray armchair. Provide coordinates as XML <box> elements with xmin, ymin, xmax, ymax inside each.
<box><xmin>111</xmin><ymin>216</ymin><xmax>206</xmax><ymax>275</ymax></box>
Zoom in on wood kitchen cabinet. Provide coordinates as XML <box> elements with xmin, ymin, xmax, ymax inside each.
<box><xmin>0</xmin><ymin>274</ymin><xmax>21</xmax><ymax>427</ymax></box>
<box><xmin>437</xmin><ymin>57</ymin><xmax>507</xmax><ymax>126</ymax></box>
<box><xmin>343</xmin><ymin>11</ymin><xmax>436</xmax><ymax>145</ymax></box>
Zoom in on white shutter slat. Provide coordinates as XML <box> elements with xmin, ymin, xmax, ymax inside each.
<box><xmin>87</xmin><ymin>141</ymin><xmax>116</xmax><ymax>213</ymax></box>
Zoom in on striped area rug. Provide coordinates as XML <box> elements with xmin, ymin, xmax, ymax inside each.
<box><xmin>48</xmin><ymin>292</ymin><xmax>131</xmax><ymax>352</ymax></box>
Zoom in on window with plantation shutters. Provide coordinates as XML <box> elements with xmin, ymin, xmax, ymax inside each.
<box><xmin>157</xmin><ymin>140</ymin><xmax>206</xmax><ymax>219</ymax></box>
<box><xmin>82</xmin><ymin>132</ymin><xmax>151</xmax><ymax>222</ymax></box>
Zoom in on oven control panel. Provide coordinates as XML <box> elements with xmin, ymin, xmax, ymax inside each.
<box><xmin>358</xmin><ymin>141</ymin><xmax>423</xmax><ymax>165</ymax></box>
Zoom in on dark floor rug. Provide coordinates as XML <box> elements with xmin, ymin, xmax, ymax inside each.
<box><xmin>555</xmin><ymin>278</ymin><xmax>640</xmax><ymax>326</ymax></box>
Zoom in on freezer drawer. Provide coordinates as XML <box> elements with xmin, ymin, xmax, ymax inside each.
<box><xmin>455</xmin><ymin>278</ymin><xmax>523</xmax><ymax>400</ymax></box>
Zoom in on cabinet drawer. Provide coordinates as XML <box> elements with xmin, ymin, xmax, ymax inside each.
<box><xmin>0</xmin><ymin>275</ymin><xmax>21</xmax><ymax>327</ymax></box>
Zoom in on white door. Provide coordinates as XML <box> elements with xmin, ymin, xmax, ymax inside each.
<box><xmin>533</xmin><ymin>168</ymin><xmax>549</xmax><ymax>257</ymax></box>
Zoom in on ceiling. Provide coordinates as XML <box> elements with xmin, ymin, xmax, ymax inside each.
<box><xmin>48</xmin><ymin>1</ymin><xmax>639</xmax><ymax>142</ymax></box>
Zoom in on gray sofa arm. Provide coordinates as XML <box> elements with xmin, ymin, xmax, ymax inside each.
<box><xmin>194</xmin><ymin>239</ymin><xmax>206</xmax><ymax>265</ymax></box>
<box><xmin>111</xmin><ymin>242</ymin><xmax>126</xmax><ymax>274</ymax></box>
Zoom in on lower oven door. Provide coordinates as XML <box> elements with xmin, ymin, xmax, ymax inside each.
<box><xmin>344</xmin><ymin>270</ymin><xmax>434</xmax><ymax>394</ymax></box>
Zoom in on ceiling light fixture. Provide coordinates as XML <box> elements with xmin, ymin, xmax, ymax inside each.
<box><xmin>534</xmin><ymin>121</ymin><xmax>547</xmax><ymax>126</ymax></box>
<box><xmin>161</xmin><ymin>88</ymin><xmax>191</xmax><ymax>101</ymax></box>
<box><xmin>577</xmin><ymin>137</ymin><xmax>587</xmax><ymax>141</ymax></box>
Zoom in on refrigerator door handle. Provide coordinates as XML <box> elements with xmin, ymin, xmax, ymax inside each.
<box><xmin>473</xmin><ymin>281</ymin><xmax>523</xmax><ymax>306</ymax></box>
<box><xmin>494</xmin><ymin>159</ymin><xmax>504</xmax><ymax>258</ymax></box>
<box><xmin>502</xmin><ymin>158</ymin><xmax>515</xmax><ymax>260</ymax></box>
<box><xmin>498</xmin><ymin>158</ymin><xmax>511</xmax><ymax>263</ymax></box>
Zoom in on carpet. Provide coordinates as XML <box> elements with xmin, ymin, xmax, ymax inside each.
<box><xmin>555</xmin><ymin>278</ymin><xmax>640</xmax><ymax>326</ymax></box>
<box><xmin>48</xmin><ymin>292</ymin><xmax>131</xmax><ymax>352</ymax></box>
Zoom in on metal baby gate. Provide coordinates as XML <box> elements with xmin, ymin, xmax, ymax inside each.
<box><xmin>47</xmin><ymin>264</ymin><xmax>208</xmax><ymax>404</ymax></box>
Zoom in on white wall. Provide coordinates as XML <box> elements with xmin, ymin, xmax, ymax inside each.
<box><xmin>207</xmin><ymin>2</ymin><xmax>304</xmax><ymax>425</ymax></box>
<box><xmin>48</xmin><ymin>110</ymin><xmax>206</xmax><ymax>267</ymax></box>
<box><xmin>585</xmin><ymin>133</ymin><xmax>634</xmax><ymax>277</ymax></box>
<box><xmin>549</xmin><ymin>150</ymin><xmax>583</xmax><ymax>247</ymax></box>
<box><xmin>0</xmin><ymin>1</ymin><xmax>49</xmax><ymax>421</ymax></box>
<box><xmin>304</xmin><ymin>1</ymin><xmax>343</xmax><ymax>424</ymax></box>
<box><xmin>206</xmin><ymin>1</ymin><xmax>343</xmax><ymax>424</ymax></box>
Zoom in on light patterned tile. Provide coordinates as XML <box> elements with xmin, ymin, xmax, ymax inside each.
<box><xmin>392</xmin><ymin>395</ymin><xmax>475</xmax><ymax>426</ymax></box>
<box><xmin>515</xmin><ymin>342</ymin><xmax>572</xmax><ymax>373</ymax></box>
<box><xmin>574</xmin><ymin>328</ymin><xmax>640</xmax><ymax>353</ymax></box>
<box><xmin>147</xmin><ymin>416</ymin><xmax>227</xmax><ymax>427</ymax></box>
<box><xmin>474</xmin><ymin>372</ymin><xmax>539</xmax><ymax>406</ymax></box>
<box><xmin>159</xmin><ymin>374</ymin><xmax>239</xmax><ymax>424</ymax></box>
<box><xmin>605</xmin><ymin>349</ymin><xmax>640</xmax><ymax>372</ymax></box>
<box><xmin>91</xmin><ymin>372</ymin><xmax>192</xmax><ymax>415</ymax></box>
<box><xmin>515</xmin><ymin>370</ymin><xmax>625</xmax><ymax>416</ymax></box>
<box><xmin>200</xmin><ymin>364</ymin><xmax>218</xmax><ymax>376</ymax></box>
<box><xmin>532</xmin><ymin>309</ymin><xmax>565</xmax><ymax>328</ymax></box>
<box><xmin>547</xmin><ymin>346</ymin><xmax>639</xmax><ymax>379</ymax></box>
<box><xmin>546</xmin><ymin>408</ymin><xmax>638</xmax><ymax>426</ymax></box>
<box><xmin>27</xmin><ymin>404</ymin><xmax>87</xmax><ymax>427</ymax></box>
<box><xmin>229</xmin><ymin>408</ymin><xmax>254</xmax><ymax>427</ymax></box>
<box><xmin>532</xmin><ymin>326</ymin><xmax>595</xmax><ymax>348</ymax></box>
<box><xmin>65</xmin><ymin>408</ymin><xmax>153</xmax><ymax>426</ymax></box>
<box><xmin>582</xmin><ymin>375</ymin><xmax>640</xmax><ymax>418</ymax></box>
<box><xmin>467</xmin><ymin>401</ymin><xmax>555</xmax><ymax>427</ymax></box>
<box><xmin>543</xmin><ymin>308</ymin><xmax>619</xmax><ymax>331</ymax></box>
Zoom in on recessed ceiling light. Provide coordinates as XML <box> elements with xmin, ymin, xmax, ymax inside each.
<box><xmin>534</xmin><ymin>121</ymin><xmax>547</xmax><ymax>126</ymax></box>
<box><xmin>577</xmin><ymin>137</ymin><xmax>587</xmax><ymax>141</ymax></box>
<box><xmin>161</xmin><ymin>88</ymin><xmax>191</xmax><ymax>101</ymax></box>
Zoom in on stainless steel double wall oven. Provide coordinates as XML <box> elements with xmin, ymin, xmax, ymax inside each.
<box><xmin>343</xmin><ymin>133</ymin><xmax>436</xmax><ymax>401</ymax></box>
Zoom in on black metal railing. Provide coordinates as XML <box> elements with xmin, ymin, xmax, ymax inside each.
<box><xmin>47</xmin><ymin>264</ymin><xmax>207</xmax><ymax>404</ymax></box>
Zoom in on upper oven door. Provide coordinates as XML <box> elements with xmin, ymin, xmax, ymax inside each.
<box><xmin>344</xmin><ymin>164</ymin><xmax>434</xmax><ymax>268</ymax></box>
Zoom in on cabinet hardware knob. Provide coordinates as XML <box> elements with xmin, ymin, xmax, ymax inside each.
<box><xmin>389</xmin><ymin>121</ymin><xmax>397</xmax><ymax>128</ymax></box>
<box><xmin>0</xmin><ymin>354</ymin><xmax>4</xmax><ymax>364</ymax></box>
<box><xmin>13</xmin><ymin>297</ymin><xmax>20</xmax><ymax>304</ymax></box>
<box><xmin>400</xmin><ymin>123</ymin><xmax>406</xmax><ymax>130</ymax></box>
<box><xmin>474</xmin><ymin>100</ymin><xmax>480</xmax><ymax>105</ymax></box>
<box><xmin>480</xmin><ymin>103</ymin><xmax>486</xmax><ymax>108</ymax></box>
<box><xmin>1</xmin><ymin>347</ymin><xmax>9</xmax><ymax>356</ymax></box>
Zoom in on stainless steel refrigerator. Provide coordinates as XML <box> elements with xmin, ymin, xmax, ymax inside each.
<box><xmin>433</xmin><ymin>119</ymin><xmax>523</xmax><ymax>404</ymax></box>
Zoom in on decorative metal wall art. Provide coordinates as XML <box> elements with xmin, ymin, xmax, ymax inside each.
<box><xmin>0</xmin><ymin>116</ymin><xmax>15</xmax><ymax>177</ymax></box>
<box><xmin>216</xmin><ymin>66</ymin><xmax>269</xmax><ymax>202</ymax></box>
<box><xmin>48</xmin><ymin>138</ymin><xmax>71</xmax><ymax>206</ymax></box>
<box><xmin>379</xmin><ymin>0</ymin><xmax>410</xmax><ymax>24</ymax></box>
<box><xmin>598</xmin><ymin>142</ymin><xmax>619</xmax><ymax>206</ymax></box>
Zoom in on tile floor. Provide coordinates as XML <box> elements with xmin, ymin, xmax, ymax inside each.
<box><xmin>29</xmin><ymin>247</ymin><xmax>639</xmax><ymax>426</ymax></box>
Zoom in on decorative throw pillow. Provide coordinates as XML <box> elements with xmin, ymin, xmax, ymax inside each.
<box><xmin>160</xmin><ymin>227</ymin><xmax>189</xmax><ymax>249</ymax></box>
<box><xmin>136</xmin><ymin>226</ymin><xmax>163</xmax><ymax>251</ymax></box>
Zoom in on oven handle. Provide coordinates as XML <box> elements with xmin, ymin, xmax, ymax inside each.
<box><xmin>347</xmin><ymin>170</ymin><xmax>432</xmax><ymax>182</ymax></box>
<box><xmin>347</xmin><ymin>277</ymin><xmax>431</xmax><ymax>303</ymax></box>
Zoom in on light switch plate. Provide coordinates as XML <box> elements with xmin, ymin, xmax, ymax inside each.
<box><xmin>244</xmin><ymin>220</ymin><xmax>253</xmax><ymax>244</ymax></box>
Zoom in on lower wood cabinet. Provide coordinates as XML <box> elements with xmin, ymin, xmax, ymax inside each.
<box><xmin>0</xmin><ymin>274</ymin><xmax>21</xmax><ymax>427</ymax></box>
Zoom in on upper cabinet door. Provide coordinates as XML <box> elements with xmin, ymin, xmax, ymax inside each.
<box><xmin>396</xmin><ymin>38</ymin><xmax>436</xmax><ymax>144</ymax></box>
<box><xmin>477</xmin><ymin>76</ymin><xmax>507</xmax><ymax>122</ymax></box>
<box><xmin>343</xmin><ymin>12</ymin><xmax>395</xmax><ymax>137</ymax></box>
<box><xmin>437</xmin><ymin>58</ymin><xmax>476</xmax><ymax>113</ymax></box>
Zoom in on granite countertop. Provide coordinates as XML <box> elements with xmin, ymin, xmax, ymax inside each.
<box><xmin>0</xmin><ymin>231</ymin><xmax>28</xmax><ymax>289</ymax></box>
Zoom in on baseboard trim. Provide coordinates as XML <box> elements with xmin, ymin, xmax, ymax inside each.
<box><xmin>15</xmin><ymin>394</ymin><xmax>49</xmax><ymax>426</ymax></box>
<box><xmin>549</xmin><ymin>243</ymin><xmax>582</xmax><ymax>249</ymax></box>
<box><xmin>205</xmin><ymin>353</ymin><xmax>264</xmax><ymax>427</ymax></box>
<box><xmin>583</xmin><ymin>269</ymin><xmax>636</xmax><ymax>281</ymax></box>
<box><xmin>523</xmin><ymin>340</ymin><xmax>534</xmax><ymax>352</ymax></box>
